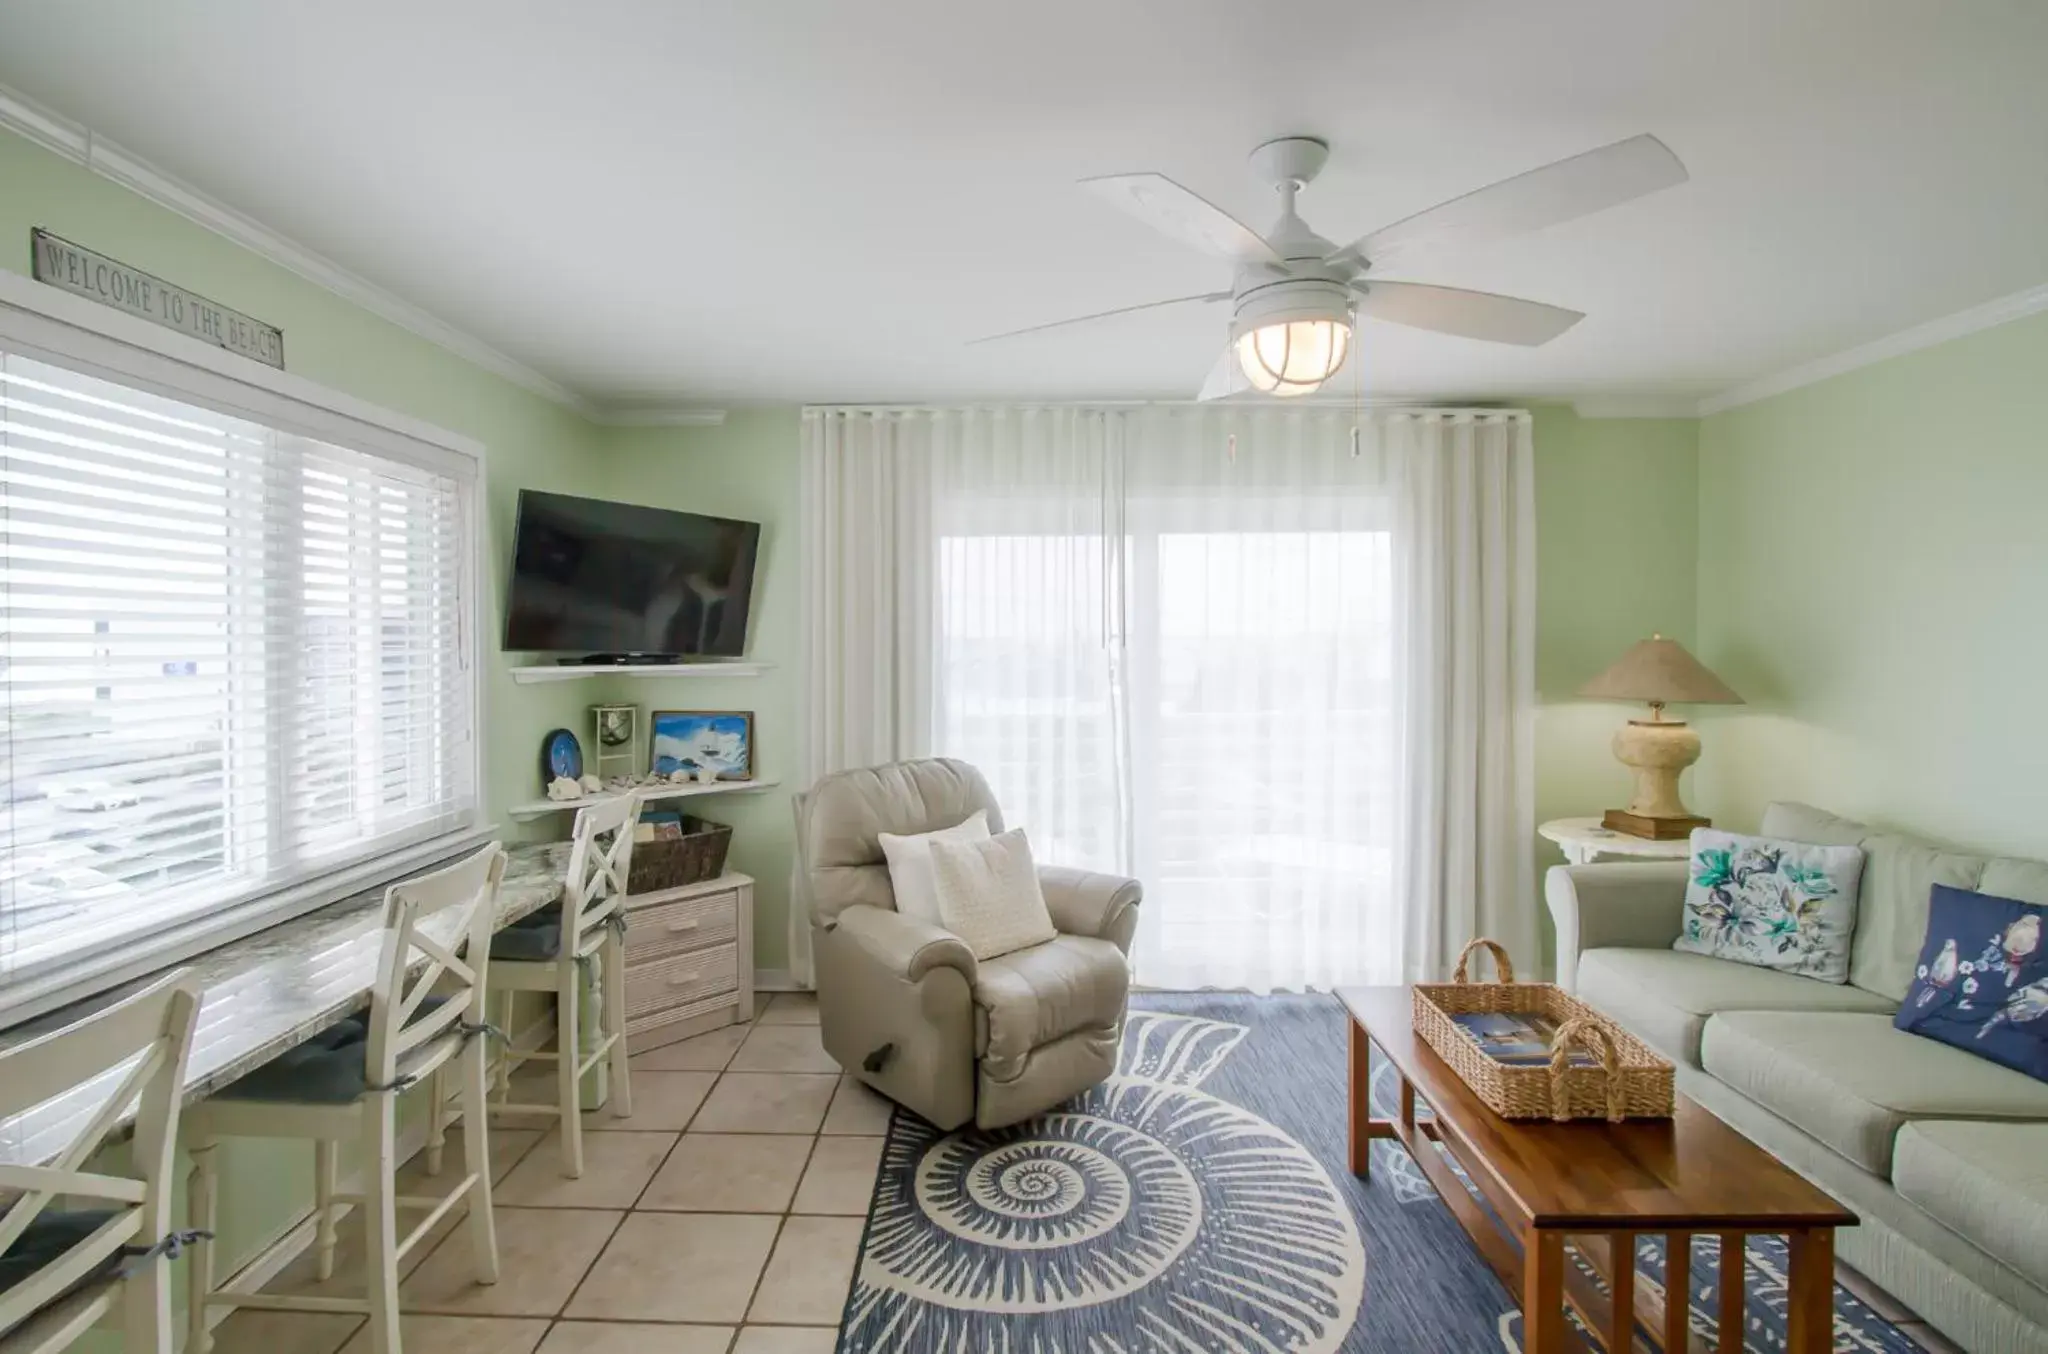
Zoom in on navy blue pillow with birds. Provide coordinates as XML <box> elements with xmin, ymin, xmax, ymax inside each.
<box><xmin>1895</xmin><ymin>884</ymin><xmax>2048</xmax><ymax>1080</ymax></box>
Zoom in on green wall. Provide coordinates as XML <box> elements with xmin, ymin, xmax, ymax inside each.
<box><xmin>595</xmin><ymin>412</ymin><xmax>803</xmax><ymax>971</ymax></box>
<box><xmin>1694</xmin><ymin>310</ymin><xmax>2048</xmax><ymax>860</ymax></box>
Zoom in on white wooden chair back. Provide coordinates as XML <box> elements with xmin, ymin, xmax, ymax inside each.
<box><xmin>365</xmin><ymin>844</ymin><xmax>507</xmax><ymax>1092</ymax></box>
<box><xmin>560</xmin><ymin>795</ymin><xmax>637</xmax><ymax>956</ymax></box>
<box><xmin>0</xmin><ymin>972</ymin><xmax>200</xmax><ymax>1333</ymax></box>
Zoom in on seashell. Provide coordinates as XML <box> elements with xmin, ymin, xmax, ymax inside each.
<box><xmin>545</xmin><ymin>775</ymin><xmax>584</xmax><ymax>801</ymax></box>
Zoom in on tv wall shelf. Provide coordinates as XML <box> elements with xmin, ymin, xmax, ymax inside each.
<box><xmin>506</xmin><ymin>777</ymin><xmax>783</xmax><ymax>822</ymax></box>
<box><xmin>508</xmin><ymin>661</ymin><xmax>773</xmax><ymax>685</ymax></box>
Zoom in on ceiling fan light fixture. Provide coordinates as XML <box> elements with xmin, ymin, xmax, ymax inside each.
<box><xmin>1235</xmin><ymin>318</ymin><xmax>1351</xmax><ymax>396</ymax></box>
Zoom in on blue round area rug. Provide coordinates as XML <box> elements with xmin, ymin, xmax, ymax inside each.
<box><xmin>836</xmin><ymin>992</ymin><xmax>1921</xmax><ymax>1352</ymax></box>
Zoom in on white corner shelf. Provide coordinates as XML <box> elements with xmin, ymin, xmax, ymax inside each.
<box><xmin>509</xmin><ymin>661</ymin><xmax>773</xmax><ymax>685</ymax></box>
<box><xmin>505</xmin><ymin>777</ymin><xmax>783</xmax><ymax>822</ymax></box>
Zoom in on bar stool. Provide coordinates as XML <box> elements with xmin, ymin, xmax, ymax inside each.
<box><xmin>0</xmin><ymin>972</ymin><xmax>201</xmax><ymax>1354</ymax></box>
<box><xmin>486</xmin><ymin>794</ymin><xmax>636</xmax><ymax>1177</ymax></box>
<box><xmin>185</xmin><ymin>843</ymin><xmax>506</xmax><ymax>1354</ymax></box>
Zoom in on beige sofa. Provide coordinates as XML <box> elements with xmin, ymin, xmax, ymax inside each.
<box><xmin>1548</xmin><ymin>802</ymin><xmax>2048</xmax><ymax>1354</ymax></box>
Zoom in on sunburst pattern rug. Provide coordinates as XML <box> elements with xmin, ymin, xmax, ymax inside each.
<box><xmin>836</xmin><ymin>992</ymin><xmax>1920</xmax><ymax>1352</ymax></box>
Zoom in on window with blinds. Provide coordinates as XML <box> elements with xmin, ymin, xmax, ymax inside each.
<box><xmin>0</xmin><ymin>343</ymin><xmax>477</xmax><ymax>995</ymax></box>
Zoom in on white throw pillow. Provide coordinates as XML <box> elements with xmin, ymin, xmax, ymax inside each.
<box><xmin>878</xmin><ymin>810</ymin><xmax>990</xmax><ymax>925</ymax></box>
<box><xmin>1673</xmin><ymin>827</ymin><xmax>1865</xmax><ymax>982</ymax></box>
<box><xmin>927</xmin><ymin>828</ymin><xmax>1058</xmax><ymax>961</ymax></box>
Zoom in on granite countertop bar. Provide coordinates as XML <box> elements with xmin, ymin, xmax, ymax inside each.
<box><xmin>0</xmin><ymin>840</ymin><xmax>571</xmax><ymax>1168</ymax></box>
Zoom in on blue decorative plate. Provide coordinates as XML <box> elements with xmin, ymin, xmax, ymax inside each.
<box><xmin>540</xmin><ymin>728</ymin><xmax>583</xmax><ymax>784</ymax></box>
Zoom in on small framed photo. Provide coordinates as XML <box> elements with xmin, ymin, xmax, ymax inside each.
<box><xmin>649</xmin><ymin>710</ymin><xmax>754</xmax><ymax>781</ymax></box>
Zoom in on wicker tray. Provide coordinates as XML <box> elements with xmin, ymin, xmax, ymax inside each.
<box><xmin>1412</xmin><ymin>938</ymin><xmax>1674</xmax><ymax>1122</ymax></box>
<box><xmin>628</xmin><ymin>815</ymin><xmax>732</xmax><ymax>894</ymax></box>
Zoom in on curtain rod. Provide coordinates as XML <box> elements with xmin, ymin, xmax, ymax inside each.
<box><xmin>803</xmin><ymin>401</ymin><xmax>1530</xmax><ymax>419</ymax></box>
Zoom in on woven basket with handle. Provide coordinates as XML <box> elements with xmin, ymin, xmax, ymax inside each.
<box><xmin>1411</xmin><ymin>938</ymin><xmax>1674</xmax><ymax>1122</ymax></box>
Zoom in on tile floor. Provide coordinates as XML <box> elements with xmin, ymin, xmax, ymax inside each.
<box><xmin>212</xmin><ymin>991</ymin><xmax>876</xmax><ymax>1354</ymax></box>
<box><xmin>208</xmin><ymin>991</ymin><xmax>1962</xmax><ymax>1354</ymax></box>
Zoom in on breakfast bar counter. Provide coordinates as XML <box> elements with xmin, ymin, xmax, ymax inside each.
<box><xmin>0</xmin><ymin>841</ymin><xmax>570</xmax><ymax>1167</ymax></box>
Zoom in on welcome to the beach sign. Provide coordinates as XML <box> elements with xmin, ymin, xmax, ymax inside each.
<box><xmin>30</xmin><ymin>227</ymin><xmax>285</xmax><ymax>369</ymax></box>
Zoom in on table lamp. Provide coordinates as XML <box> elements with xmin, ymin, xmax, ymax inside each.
<box><xmin>1577</xmin><ymin>634</ymin><xmax>1744</xmax><ymax>839</ymax></box>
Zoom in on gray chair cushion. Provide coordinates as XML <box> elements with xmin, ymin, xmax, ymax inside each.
<box><xmin>972</xmin><ymin>935</ymin><xmax>1130</xmax><ymax>1079</ymax></box>
<box><xmin>1892</xmin><ymin>1120</ymin><xmax>2048</xmax><ymax>1292</ymax></box>
<box><xmin>215</xmin><ymin>997</ymin><xmax>450</xmax><ymax>1104</ymax></box>
<box><xmin>491</xmin><ymin>904</ymin><xmax>563</xmax><ymax>961</ymax></box>
<box><xmin>1576</xmin><ymin>947</ymin><xmax>1897</xmax><ymax>1067</ymax></box>
<box><xmin>0</xmin><ymin>1208</ymin><xmax>123</xmax><ymax>1298</ymax></box>
<box><xmin>1700</xmin><ymin>1010</ymin><xmax>2048</xmax><ymax>1175</ymax></box>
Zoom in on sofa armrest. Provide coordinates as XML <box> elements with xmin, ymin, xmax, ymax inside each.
<box><xmin>829</xmin><ymin>903</ymin><xmax>978</xmax><ymax>984</ymax></box>
<box><xmin>1546</xmin><ymin>861</ymin><xmax>1689</xmax><ymax>992</ymax></box>
<box><xmin>1038</xmin><ymin>866</ymin><xmax>1142</xmax><ymax>954</ymax></box>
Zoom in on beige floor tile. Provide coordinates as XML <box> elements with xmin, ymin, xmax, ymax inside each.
<box><xmin>821</xmin><ymin>1076</ymin><xmax>894</xmax><ymax>1136</ymax></box>
<box><xmin>747</xmin><ymin>1216</ymin><xmax>864</xmax><ymax>1324</ymax></box>
<box><xmin>639</xmin><ymin>1133</ymin><xmax>814</xmax><ymax>1212</ymax></box>
<box><xmin>492</xmin><ymin>1130</ymin><xmax>677</xmax><ymax>1209</ymax></box>
<box><xmin>337</xmin><ymin>1314</ymin><xmax>549</xmax><ymax>1354</ymax></box>
<box><xmin>210</xmin><ymin>1310</ymin><xmax>362</xmax><ymax>1354</ymax></box>
<box><xmin>630</xmin><ymin>1024</ymin><xmax>748</xmax><ymax>1071</ymax></box>
<box><xmin>691</xmin><ymin>1073</ymin><xmax>838</xmax><ymax>1134</ymax></box>
<box><xmin>536</xmin><ymin>1322</ymin><xmax>736</xmax><ymax>1354</ymax></box>
<box><xmin>401</xmin><ymin>1206</ymin><xmax>621</xmax><ymax>1316</ymax></box>
<box><xmin>564</xmin><ymin>1212</ymin><xmax>781</xmax><ymax>1324</ymax></box>
<box><xmin>733</xmin><ymin>1328</ymin><xmax>839</xmax><ymax>1354</ymax></box>
<box><xmin>399</xmin><ymin>1125</ymin><xmax>546</xmax><ymax>1190</ymax></box>
<box><xmin>730</xmin><ymin>1024</ymin><xmax>840</xmax><ymax>1074</ymax></box>
<box><xmin>792</xmin><ymin>1135</ymin><xmax>884</xmax><ymax>1215</ymax></box>
<box><xmin>757</xmin><ymin>993</ymin><xmax>821</xmax><ymax>1025</ymax></box>
<box><xmin>589</xmin><ymin>1069</ymin><xmax>716</xmax><ymax>1131</ymax></box>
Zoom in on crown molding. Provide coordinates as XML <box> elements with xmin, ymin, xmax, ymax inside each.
<box><xmin>0</xmin><ymin>81</ymin><xmax>601</xmax><ymax>419</ymax></box>
<box><xmin>592</xmin><ymin>406</ymin><xmax>730</xmax><ymax>427</ymax></box>
<box><xmin>1569</xmin><ymin>395</ymin><xmax>1707</xmax><ymax>420</ymax></box>
<box><xmin>1699</xmin><ymin>282</ymin><xmax>2048</xmax><ymax>416</ymax></box>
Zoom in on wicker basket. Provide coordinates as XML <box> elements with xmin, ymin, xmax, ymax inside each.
<box><xmin>627</xmin><ymin>814</ymin><xmax>732</xmax><ymax>895</ymax></box>
<box><xmin>1412</xmin><ymin>938</ymin><xmax>1674</xmax><ymax>1122</ymax></box>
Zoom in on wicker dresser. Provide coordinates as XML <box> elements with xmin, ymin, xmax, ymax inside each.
<box><xmin>620</xmin><ymin>870</ymin><xmax>755</xmax><ymax>1051</ymax></box>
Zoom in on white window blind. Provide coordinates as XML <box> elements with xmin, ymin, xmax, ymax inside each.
<box><xmin>0</xmin><ymin>343</ymin><xmax>477</xmax><ymax>996</ymax></box>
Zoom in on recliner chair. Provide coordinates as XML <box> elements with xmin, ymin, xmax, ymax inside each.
<box><xmin>794</xmin><ymin>758</ymin><xmax>1141</xmax><ymax>1129</ymax></box>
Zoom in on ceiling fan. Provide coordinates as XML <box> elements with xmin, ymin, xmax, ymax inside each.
<box><xmin>973</xmin><ymin>133</ymin><xmax>1688</xmax><ymax>399</ymax></box>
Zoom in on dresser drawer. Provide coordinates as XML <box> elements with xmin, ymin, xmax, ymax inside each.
<box><xmin>625</xmin><ymin>889</ymin><xmax>738</xmax><ymax>963</ymax></box>
<box><xmin>625</xmin><ymin>943</ymin><xmax>738</xmax><ymax>1026</ymax></box>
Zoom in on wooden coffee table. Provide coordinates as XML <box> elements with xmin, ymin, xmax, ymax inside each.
<box><xmin>1338</xmin><ymin>987</ymin><xmax>1855</xmax><ymax>1353</ymax></box>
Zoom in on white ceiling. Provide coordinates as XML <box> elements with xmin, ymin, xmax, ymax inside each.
<box><xmin>2</xmin><ymin>1</ymin><xmax>2044</xmax><ymax>411</ymax></box>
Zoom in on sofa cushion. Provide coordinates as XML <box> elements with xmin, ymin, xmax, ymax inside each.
<box><xmin>1851</xmin><ymin>833</ymin><xmax>2001</xmax><ymax>1001</ymax></box>
<box><xmin>1700</xmin><ymin>1011</ymin><xmax>2048</xmax><ymax>1175</ymax></box>
<box><xmin>972</xmin><ymin>934</ymin><xmax>1129</xmax><ymax>1075</ymax></box>
<box><xmin>1892</xmin><ymin>1120</ymin><xmax>2048</xmax><ymax>1293</ymax></box>
<box><xmin>1759</xmin><ymin>801</ymin><xmax>1868</xmax><ymax>848</ymax></box>
<box><xmin>1576</xmin><ymin>948</ymin><xmax>1896</xmax><ymax>1067</ymax></box>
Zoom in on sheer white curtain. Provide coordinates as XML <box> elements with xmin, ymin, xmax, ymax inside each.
<box><xmin>798</xmin><ymin>405</ymin><xmax>1534</xmax><ymax>991</ymax></box>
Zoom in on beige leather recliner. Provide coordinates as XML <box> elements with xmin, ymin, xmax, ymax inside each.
<box><xmin>793</xmin><ymin>758</ymin><xmax>1141</xmax><ymax>1130</ymax></box>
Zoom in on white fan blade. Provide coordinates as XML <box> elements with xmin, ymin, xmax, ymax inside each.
<box><xmin>1326</xmin><ymin>134</ymin><xmax>1687</xmax><ymax>270</ymax></box>
<box><xmin>968</xmin><ymin>291</ymin><xmax>1229</xmax><ymax>345</ymax></box>
<box><xmin>1354</xmin><ymin>281</ymin><xmax>1583</xmax><ymax>346</ymax></box>
<box><xmin>1082</xmin><ymin>173</ymin><xmax>1285</xmax><ymax>266</ymax></box>
<box><xmin>1195</xmin><ymin>349</ymin><xmax>1248</xmax><ymax>401</ymax></box>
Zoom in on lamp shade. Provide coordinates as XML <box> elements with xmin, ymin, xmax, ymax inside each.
<box><xmin>1578</xmin><ymin>635</ymin><xmax>1744</xmax><ymax>706</ymax></box>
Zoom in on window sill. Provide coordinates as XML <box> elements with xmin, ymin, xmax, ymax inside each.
<box><xmin>0</xmin><ymin>823</ymin><xmax>499</xmax><ymax>1029</ymax></box>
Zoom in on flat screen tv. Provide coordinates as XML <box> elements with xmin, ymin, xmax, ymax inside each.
<box><xmin>503</xmin><ymin>490</ymin><xmax>761</xmax><ymax>658</ymax></box>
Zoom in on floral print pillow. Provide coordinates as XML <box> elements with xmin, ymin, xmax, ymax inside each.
<box><xmin>1895</xmin><ymin>885</ymin><xmax>2048</xmax><ymax>1082</ymax></box>
<box><xmin>1673</xmin><ymin>829</ymin><xmax>1865</xmax><ymax>982</ymax></box>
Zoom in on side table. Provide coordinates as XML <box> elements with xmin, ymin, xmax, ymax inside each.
<box><xmin>1539</xmin><ymin>817</ymin><xmax>1692</xmax><ymax>867</ymax></box>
